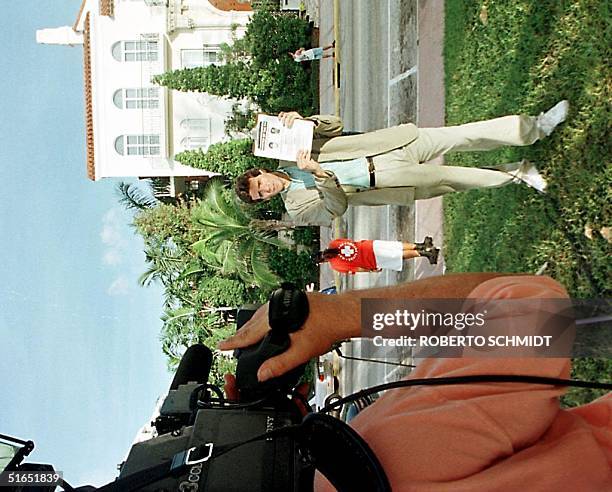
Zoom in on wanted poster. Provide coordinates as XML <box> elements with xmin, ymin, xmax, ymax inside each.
<box><xmin>252</xmin><ymin>113</ymin><xmax>314</xmax><ymax>161</ymax></box>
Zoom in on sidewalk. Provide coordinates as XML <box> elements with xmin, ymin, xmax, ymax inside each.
<box><xmin>414</xmin><ymin>0</ymin><xmax>446</xmax><ymax>279</ymax></box>
<box><xmin>314</xmin><ymin>0</ymin><xmax>337</xmax><ymax>291</ymax></box>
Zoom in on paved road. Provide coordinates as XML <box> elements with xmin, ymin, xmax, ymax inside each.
<box><xmin>339</xmin><ymin>0</ymin><xmax>418</xmax><ymax>130</ymax></box>
<box><xmin>314</xmin><ymin>0</ymin><xmax>447</xmax><ymax>400</ymax></box>
<box><xmin>316</xmin><ymin>0</ymin><xmax>428</xmax><ymax>395</ymax></box>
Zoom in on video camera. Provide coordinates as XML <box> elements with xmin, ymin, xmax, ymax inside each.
<box><xmin>106</xmin><ymin>283</ymin><xmax>315</xmax><ymax>491</ymax></box>
<box><xmin>2</xmin><ymin>283</ymin><xmax>389</xmax><ymax>492</ymax></box>
<box><xmin>5</xmin><ymin>283</ymin><xmax>609</xmax><ymax>491</ymax></box>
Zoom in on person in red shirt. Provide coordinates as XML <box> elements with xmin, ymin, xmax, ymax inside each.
<box><xmin>313</xmin><ymin>237</ymin><xmax>440</xmax><ymax>274</ymax></box>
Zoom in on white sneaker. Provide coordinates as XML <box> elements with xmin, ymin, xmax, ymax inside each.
<box><xmin>536</xmin><ymin>100</ymin><xmax>569</xmax><ymax>136</ymax></box>
<box><xmin>519</xmin><ymin>160</ymin><xmax>548</xmax><ymax>193</ymax></box>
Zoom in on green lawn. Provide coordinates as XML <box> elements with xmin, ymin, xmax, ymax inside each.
<box><xmin>444</xmin><ymin>0</ymin><xmax>610</xmax><ymax>297</ymax></box>
<box><xmin>443</xmin><ymin>0</ymin><xmax>611</xmax><ymax>403</ymax></box>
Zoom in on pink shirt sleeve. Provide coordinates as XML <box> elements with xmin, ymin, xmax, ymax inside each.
<box><xmin>315</xmin><ymin>276</ymin><xmax>612</xmax><ymax>491</ymax></box>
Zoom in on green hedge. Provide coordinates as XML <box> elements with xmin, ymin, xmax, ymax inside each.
<box><xmin>175</xmin><ymin>139</ymin><xmax>269</xmax><ymax>179</ymax></box>
<box><xmin>268</xmin><ymin>248</ymin><xmax>318</xmax><ymax>289</ymax></box>
<box><xmin>153</xmin><ymin>10</ymin><xmax>316</xmax><ymax>116</ymax></box>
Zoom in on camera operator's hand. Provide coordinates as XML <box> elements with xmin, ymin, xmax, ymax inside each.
<box><xmin>218</xmin><ymin>273</ymin><xmax>508</xmax><ymax>382</ymax></box>
<box><xmin>218</xmin><ymin>295</ymin><xmax>347</xmax><ymax>383</ymax></box>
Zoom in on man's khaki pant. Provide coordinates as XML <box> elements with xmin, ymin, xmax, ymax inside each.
<box><xmin>373</xmin><ymin>115</ymin><xmax>545</xmax><ymax>199</ymax></box>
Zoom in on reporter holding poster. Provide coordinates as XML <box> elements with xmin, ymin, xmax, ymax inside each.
<box><xmin>235</xmin><ymin>103</ymin><xmax>567</xmax><ymax>226</ymax></box>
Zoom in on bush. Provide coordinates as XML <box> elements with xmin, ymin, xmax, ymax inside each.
<box><xmin>225</xmin><ymin>103</ymin><xmax>257</xmax><ymax>137</ymax></box>
<box><xmin>256</xmin><ymin>56</ymin><xmax>314</xmax><ymax>115</ymax></box>
<box><xmin>291</xmin><ymin>227</ymin><xmax>319</xmax><ymax>247</ymax></box>
<box><xmin>175</xmin><ymin>139</ymin><xmax>271</xmax><ymax>179</ymax></box>
<box><xmin>198</xmin><ymin>277</ymin><xmax>247</xmax><ymax>308</ymax></box>
<box><xmin>153</xmin><ymin>10</ymin><xmax>316</xmax><ymax>116</ymax></box>
<box><xmin>152</xmin><ymin>62</ymin><xmax>250</xmax><ymax>97</ymax></box>
<box><xmin>242</xmin><ymin>9</ymin><xmax>311</xmax><ymax>65</ymax></box>
<box><xmin>268</xmin><ymin>248</ymin><xmax>318</xmax><ymax>289</ymax></box>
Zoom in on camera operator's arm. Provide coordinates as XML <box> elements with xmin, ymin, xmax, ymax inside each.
<box><xmin>218</xmin><ymin>272</ymin><xmax>510</xmax><ymax>382</ymax></box>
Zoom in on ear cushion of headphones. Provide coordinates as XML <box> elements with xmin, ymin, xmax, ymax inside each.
<box><xmin>298</xmin><ymin>413</ymin><xmax>391</xmax><ymax>492</ymax></box>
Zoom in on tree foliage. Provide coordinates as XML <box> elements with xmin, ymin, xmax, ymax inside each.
<box><xmin>116</xmin><ymin>181</ymin><xmax>159</xmax><ymax>211</ymax></box>
<box><xmin>224</xmin><ymin>103</ymin><xmax>257</xmax><ymax>137</ymax></box>
<box><xmin>267</xmin><ymin>247</ymin><xmax>318</xmax><ymax>289</ymax></box>
<box><xmin>190</xmin><ymin>180</ymin><xmax>294</xmax><ymax>289</ymax></box>
<box><xmin>175</xmin><ymin>139</ymin><xmax>265</xmax><ymax>179</ymax></box>
<box><xmin>152</xmin><ymin>10</ymin><xmax>315</xmax><ymax>115</ymax></box>
<box><xmin>127</xmin><ymin>178</ymin><xmax>318</xmax><ymax>381</ymax></box>
<box><xmin>241</xmin><ymin>8</ymin><xmax>311</xmax><ymax>64</ymax></box>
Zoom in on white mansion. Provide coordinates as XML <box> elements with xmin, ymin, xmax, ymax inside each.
<box><xmin>37</xmin><ymin>0</ymin><xmax>253</xmax><ymax>195</ymax></box>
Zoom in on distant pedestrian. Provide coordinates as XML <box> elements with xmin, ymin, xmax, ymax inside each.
<box><xmin>290</xmin><ymin>41</ymin><xmax>335</xmax><ymax>62</ymax></box>
<box><xmin>313</xmin><ymin>237</ymin><xmax>440</xmax><ymax>274</ymax></box>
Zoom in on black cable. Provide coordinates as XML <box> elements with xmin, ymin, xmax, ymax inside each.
<box><xmin>198</xmin><ymin>397</ymin><xmax>268</xmax><ymax>410</ymax></box>
<box><xmin>58</xmin><ymin>479</ymin><xmax>76</xmax><ymax>492</ymax></box>
<box><xmin>189</xmin><ymin>384</ymin><xmax>225</xmax><ymax>411</ymax></box>
<box><xmin>319</xmin><ymin>374</ymin><xmax>612</xmax><ymax>414</ymax></box>
<box><xmin>335</xmin><ymin>347</ymin><xmax>416</xmax><ymax>368</ymax></box>
<box><xmin>291</xmin><ymin>388</ymin><xmax>313</xmax><ymax>413</ymax></box>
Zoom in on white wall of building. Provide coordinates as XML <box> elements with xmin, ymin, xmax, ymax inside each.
<box><xmin>40</xmin><ymin>0</ymin><xmax>252</xmax><ymax>180</ymax></box>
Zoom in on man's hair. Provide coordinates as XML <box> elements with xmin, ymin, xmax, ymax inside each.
<box><xmin>235</xmin><ymin>168</ymin><xmax>263</xmax><ymax>204</ymax></box>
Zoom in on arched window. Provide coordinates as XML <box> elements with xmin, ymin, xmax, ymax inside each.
<box><xmin>114</xmin><ymin>135</ymin><xmax>161</xmax><ymax>156</ymax></box>
<box><xmin>114</xmin><ymin>136</ymin><xmax>124</xmax><ymax>155</ymax></box>
<box><xmin>180</xmin><ymin>49</ymin><xmax>220</xmax><ymax>69</ymax></box>
<box><xmin>180</xmin><ymin>118</ymin><xmax>210</xmax><ymax>130</ymax></box>
<box><xmin>111</xmin><ymin>39</ymin><xmax>158</xmax><ymax>62</ymax></box>
<box><xmin>112</xmin><ymin>90</ymin><xmax>123</xmax><ymax>108</ymax></box>
<box><xmin>180</xmin><ymin>137</ymin><xmax>209</xmax><ymax>150</ymax></box>
<box><xmin>113</xmin><ymin>88</ymin><xmax>159</xmax><ymax>109</ymax></box>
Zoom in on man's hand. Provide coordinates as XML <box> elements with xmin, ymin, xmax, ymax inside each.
<box><xmin>290</xmin><ymin>48</ymin><xmax>305</xmax><ymax>59</ymax></box>
<box><xmin>218</xmin><ymin>274</ymin><xmax>508</xmax><ymax>383</ymax></box>
<box><xmin>278</xmin><ymin>111</ymin><xmax>303</xmax><ymax>128</ymax></box>
<box><xmin>296</xmin><ymin>149</ymin><xmax>326</xmax><ymax>177</ymax></box>
<box><xmin>218</xmin><ymin>295</ymin><xmax>345</xmax><ymax>383</ymax></box>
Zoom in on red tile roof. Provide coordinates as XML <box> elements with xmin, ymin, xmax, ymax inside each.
<box><xmin>73</xmin><ymin>0</ymin><xmax>88</xmax><ymax>31</ymax></box>
<box><xmin>83</xmin><ymin>13</ymin><xmax>96</xmax><ymax>180</ymax></box>
<box><xmin>100</xmin><ymin>0</ymin><xmax>114</xmax><ymax>17</ymax></box>
<box><xmin>208</xmin><ymin>0</ymin><xmax>252</xmax><ymax>12</ymax></box>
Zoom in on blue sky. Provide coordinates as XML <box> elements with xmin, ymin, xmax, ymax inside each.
<box><xmin>0</xmin><ymin>1</ymin><xmax>173</xmax><ymax>486</ymax></box>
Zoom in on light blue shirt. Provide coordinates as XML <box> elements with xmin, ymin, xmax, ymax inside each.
<box><xmin>282</xmin><ymin>157</ymin><xmax>370</xmax><ymax>193</ymax></box>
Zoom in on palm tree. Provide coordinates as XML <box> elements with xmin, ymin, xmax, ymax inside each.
<box><xmin>139</xmin><ymin>243</ymin><xmax>187</xmax><ymax>287</ymax></box>
<box><xmin>190</xmin><ymin>180</ymin><xmax>293</xmax><ymax>289</ymax></box>
<box><xmin>116</xmin><ymin>181</ymin><xmax>159</xmax><ymax>211</ymax></box>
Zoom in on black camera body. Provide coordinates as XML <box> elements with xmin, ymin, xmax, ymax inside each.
<box><xmin>118</xmin><ymin>389</ymin><xmax>311</xmax><ymax>491</ymax></box>
<box><xmin>116</xmin><ymin>284</ymin><xmax>313</xmax><ymax>491</ymax></box>
<box><xmin>5</xmin><ymin>284</ymin><xmax>391</xmax><ymax>492</ymax></box>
